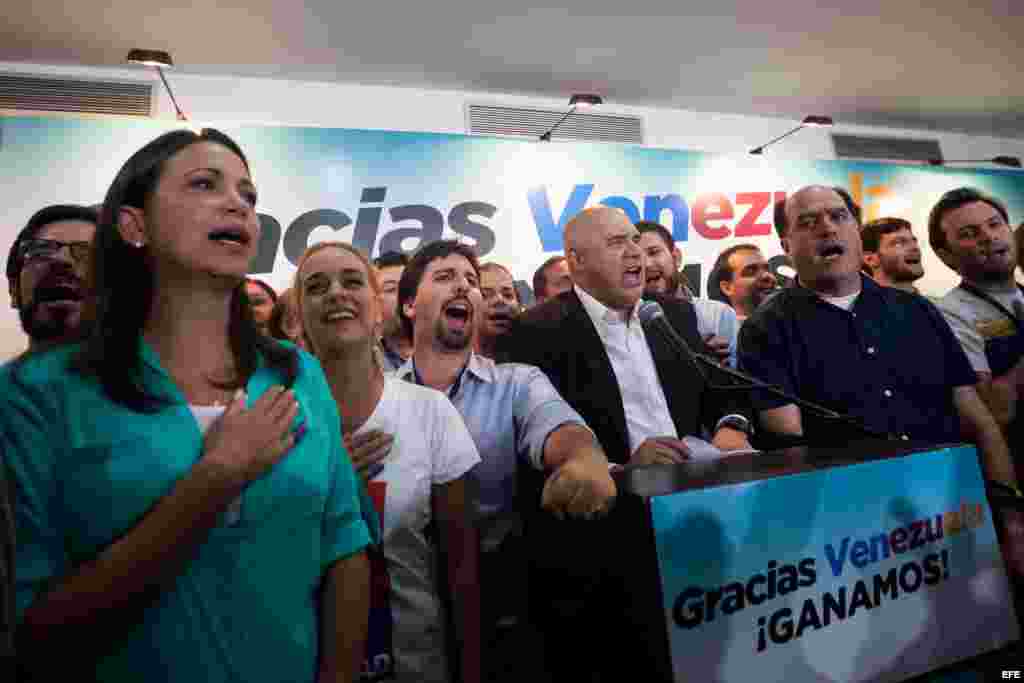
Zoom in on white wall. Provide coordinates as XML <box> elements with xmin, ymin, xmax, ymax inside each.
<box><xmin>8</xmin><ymin>61</ymin><xmax>1024</xmax><ymax>162</ymax></box>
<box><xmin>2</xmin><ymin>61</ymin><xmax>1023</xmax><ymax>359</ymax></box>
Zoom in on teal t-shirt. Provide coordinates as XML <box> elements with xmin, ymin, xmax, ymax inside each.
<box><xmin>0</xmin><ymin>340</ymin><xmax>371</xmax><ymax>682</ymax></box>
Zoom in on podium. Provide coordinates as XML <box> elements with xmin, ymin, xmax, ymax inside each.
<box><xmin>596</xmin><ymin>441</ymin><xmax>1020</xmax><ymax>683</ymax></box>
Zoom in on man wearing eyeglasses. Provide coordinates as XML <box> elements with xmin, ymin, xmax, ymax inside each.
<box><xmin>5</xmin><ymin>204</ymin><xmax>98</xmax><ymax>351</ymax></box>
<box><xmin>3</xmin><ymin>205</ymin><xmax>97</xmax><ymax>675</ymax></box>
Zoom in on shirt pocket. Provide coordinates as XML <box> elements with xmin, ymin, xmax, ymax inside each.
<box><xmin>61</xmin><ymin>435</ymin><xmax>194</xmax><ymax>561</ymax></box>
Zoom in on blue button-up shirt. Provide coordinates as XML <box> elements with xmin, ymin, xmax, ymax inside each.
<box><xmin>738</xmin><ymin>275</ymin><xmax>977</xmax><ymax>444</ymax></box>
<box><xmin>395</xmin><ymin>353</ymin><xmax>587</xmax><ymax>551</ymax></box>
<box><xmin>379</xmin><ymin>339</ymin><xmax>408</xmax><ymax>374</ymax></box>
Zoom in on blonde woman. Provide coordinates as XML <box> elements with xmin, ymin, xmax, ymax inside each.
<box><xmin>295</xmin><ymin>241</ymin><xmax>481</xmax><ymax>683</ymax></box>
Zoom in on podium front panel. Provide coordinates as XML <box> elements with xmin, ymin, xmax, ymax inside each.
<box><xmin>649</xmin><ymin>444</ymin><xmax>1019</xmax><ymax>682</ymax></box>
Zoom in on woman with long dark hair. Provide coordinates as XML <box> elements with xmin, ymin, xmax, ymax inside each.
<box><xmin>1</xmin><ymin>128</ymin><xmax>371</xmax><ymax>682</ymax></box>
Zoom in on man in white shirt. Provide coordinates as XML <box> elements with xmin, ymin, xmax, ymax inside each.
<box><xmin>711</xmin><ymin>243</ymin><xmax>778</xmax><ymax>321</ymax></box>
<box><xmin>499</xmin><ymin>206</ymin><xmax>753</xmax><ymax>682</ymax></box>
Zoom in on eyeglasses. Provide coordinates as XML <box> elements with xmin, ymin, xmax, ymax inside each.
<box><xmin>18</xmin><ymin>238</ymin><xmax>92</xmax><ymax>265</ymax></box>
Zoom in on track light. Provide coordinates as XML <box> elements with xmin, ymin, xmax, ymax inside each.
<box><xmin>127</xmin><ymin>49</ymin><xmax>188</xmax><ymax>122</ymax></box>
<box><xmin>539</xmin><ymin>94</ymin><xmax>603</xmax><ymax>142</ymax></box>
<box><xmin>749</xmin><ymin>115</ymin><xmax>834</xmax><ymax>155</ymax></box>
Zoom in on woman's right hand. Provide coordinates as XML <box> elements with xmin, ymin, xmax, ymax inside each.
<box><xmin>200</xmin><ymin>386</ymin><xmax>302</xmax><ymax>489</ymax></box>
<box><xmin>343</xmin><ymin>429</ymin><xmax>394</xmax><ymax>483</ymax></box>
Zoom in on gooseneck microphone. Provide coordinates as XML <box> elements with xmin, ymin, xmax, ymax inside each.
<box><xmin>637</xmin><ymin>300</ymin><xmax>891</xmax><ymax>441</ymax></box>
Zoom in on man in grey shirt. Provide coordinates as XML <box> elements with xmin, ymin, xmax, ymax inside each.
<box><xmin>930</xmin><ymin>188</ymin><xmax>1024</xmax><ymax>452</ymax></box>
<box><xmin>394</xmin><ymin>239</ymin><xmax>615</xmax><ymax>682</ymax></box>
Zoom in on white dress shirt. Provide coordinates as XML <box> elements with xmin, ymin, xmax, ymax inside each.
<box><xmin>574</xmin><ymin>285</ymin><xmax>679</xmax><ymax>455</ymax></box>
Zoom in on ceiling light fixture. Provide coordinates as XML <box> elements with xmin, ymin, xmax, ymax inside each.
<box><xmin>749</xmin><ymin>115</ymin><xmax>834</xmax><ymax>155</ymax></box>
<box><xmin>540</xmin><ymin>94</ymin><xmax>603</xmax><ymax>142</ymax></box>
<box><xmin>126</xmin><ymin>49</ymin><xmax>188</xmax><ymax>122</ymax></box>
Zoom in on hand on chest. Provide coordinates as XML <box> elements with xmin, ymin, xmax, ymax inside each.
<box><xmin>61</xmin><ymin>404</ymin><xmax>329</xmax><ymax>556</ymax></box>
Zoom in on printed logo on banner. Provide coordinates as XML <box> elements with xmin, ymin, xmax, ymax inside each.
<box><xmin>526</xmin><ymin>185</ymin><xmax>786</xmax><ymax>252</ymax></box>
<box><xmin>252</xmin><ymin>187</ymin><xmax>499</xmax><ymax>273</ymax></box>
<box><xmin>6</xmin><ymin>115</ymin><xmax>1024</xmax><ymax>313</ymax></box>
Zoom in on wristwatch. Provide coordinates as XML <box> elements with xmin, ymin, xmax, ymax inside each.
<box><xmin>715</xmin><ymin>414</ymin><xmax>753</xmax><ymax>437</ymax></box>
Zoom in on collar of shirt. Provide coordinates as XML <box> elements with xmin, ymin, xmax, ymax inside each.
<box><xmin>137</xmin><ymin>335</ymin><xmax>279</xmax><ymax>406</ymax></box>
<box><xmin>961</xmin><ymin>278</ymin><xmax>1022</xmax><ymax>296</ymax></box>
<box><xmin>789</xmin><ymin>273</ymin><xmax>884</xmax><ymax>312</ymax></box>
<box><xmin>399</xmin><ymin>351</ymin><xmax>494</xmax><ymax>399</ymax></box>
<box><xmin>137</xmin><ymin>336</ymin><xmax>256</xmax><ymax>394</ymax></box>
<box><xmin>574</xmin><ymin>284</ymin><xmax>642</xmax><ymax>335</ymax></box>
<box><xmin>379</xmin><ymin>338</ymin><xmax>408</xmax><ymax>370</ymax></box>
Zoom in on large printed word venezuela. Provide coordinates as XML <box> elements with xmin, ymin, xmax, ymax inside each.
<box><xmin>671</xmin><ymin>501</ymin><xmax>985</xmax><ymax>653</ymax></box>
<box><xmin>248</xmin><ymin>184</ymin><xmax>785</xmax><ymax>276</ymax></box>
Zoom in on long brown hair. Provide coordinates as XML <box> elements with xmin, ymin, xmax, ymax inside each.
<box><xmin>71</xmin><ymin>128</ymin><xmax>298</xmax><ymax>411</ymax></box>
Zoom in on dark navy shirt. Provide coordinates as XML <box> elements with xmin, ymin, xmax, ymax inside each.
<box><xmin>738</xmin><ymin>275</ymin><xmax>977</xmax><ymax>444</ymax></box>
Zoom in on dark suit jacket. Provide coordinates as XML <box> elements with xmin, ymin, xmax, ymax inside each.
<box><xmin>496</xmin><ymin>289</ymin><xmax>749</xmax><ymax>464</ymax></box>
<box><xmin>493</xmin><ymin>289</ymin><xmax>752</xmax><ymax>681</ymax></box>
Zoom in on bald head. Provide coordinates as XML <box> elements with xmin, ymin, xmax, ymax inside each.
<box><xmin>564</xmin><ymin>206</ymin><xmax>644</xmax><ymax>311</ymax></box>
<box><xmin>564</xmin><ymin>206</ymin><xmax>631</xmax><ymax>253</ymax></box>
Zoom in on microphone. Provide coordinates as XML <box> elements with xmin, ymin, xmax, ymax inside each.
<box><xmin>637</xmin><ymin>300</ymin><xmax>709</xmax><ymax>382</ymax></box>
<box><xmin>757</xmin><ymin>288</ymin><xmax>785</xmax><ymax>311</ymax></box>
<box><xmin>637</xmin><ymin>299</ymin><xmax>892</xmax><ymax>442</ymax></box>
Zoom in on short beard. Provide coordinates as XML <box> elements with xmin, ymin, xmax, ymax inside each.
<box><xmin>19</xmin><ymin>301</ymin><xmax>78</xmax><ymax>345</ymax></box>
<box><xmin>645</xmin><ymin>271</ymin><xmax>683</xmax><ymax>299</ymax></box>
<box><xmin>434</xmin><ymin>320</ymin><xmax>471</xmax><ymax>352</ymax></box>
<box><xmin>976</xmin><ymin>264</ymin><xmax>1014</xmax><ymax>284</ymax></box>
<box><xmin>889</xmin><ymin>269</ymin><xmax>924</xmax><ymax>284</ymax></box>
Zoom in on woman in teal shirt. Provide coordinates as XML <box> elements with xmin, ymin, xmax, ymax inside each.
<box><xmin>1</xmin><ymin>128</ymin><xmax>371</xmax><ymax>682</ymax></box>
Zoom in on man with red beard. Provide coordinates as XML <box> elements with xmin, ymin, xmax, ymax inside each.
<box><xmin>477</xmin><ymin>262</ymin><xmax>520</xmax><ymax>359</ymax></box>
<box><xmin>5</xmin><ymin>204</ymin><xmax>97</xmax><ymax>352</ymax></box>
<box><xmin>635</xmin><ymin>220</ymin><xmax>739</xmax><ymax>365</ymax></box>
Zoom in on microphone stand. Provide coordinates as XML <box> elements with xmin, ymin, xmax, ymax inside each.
<box><xmin>691</xmin><ymin>353</ymin><xmax>892</xmax><ymax>441</ymax></box>
<box><xmin>642</xmin><ymin>317</ymin><xmax>892</xmax><ymax>442</ymax></box>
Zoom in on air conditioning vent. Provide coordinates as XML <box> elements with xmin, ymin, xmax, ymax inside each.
<box><xmin>0</xmin><ymin>72</ymin><xmax>152</xmax><ymax>117</ymax></box>
<box><xmin>832</xmin><ymin>134</ymin><xmax>942</xmax><ymax>163</ymax></box>
<box><xmin>468</xmin><ymin>104</ymin><xmax>643</xmax><ymax>144</ymax></box>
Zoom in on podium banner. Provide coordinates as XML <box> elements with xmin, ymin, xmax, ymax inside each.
<box><xmin>651</xmin><ymin>445</ymin><xmax>1019</xmax><ymax>682</ymax></box>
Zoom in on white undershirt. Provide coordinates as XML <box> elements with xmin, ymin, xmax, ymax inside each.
<box><xmin>817</xmin><ymin>289</ymin><xmax>861</xmax><ymax>311</ymax></box>
<box><xmin>574</xmin><ymin>285</ymin><xmax>678</xmax><ymax>454</ymax></box>
<box><xmin>188</xmin><ymin>404</ymin><xmax>241</xmax><ymax>524</ymax></box>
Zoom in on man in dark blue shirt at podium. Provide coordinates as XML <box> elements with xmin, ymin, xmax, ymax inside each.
<box><xmin>739</xmin><ymin>185</ymin><xmax>1024</xmax><ymax>573</ymax></box>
